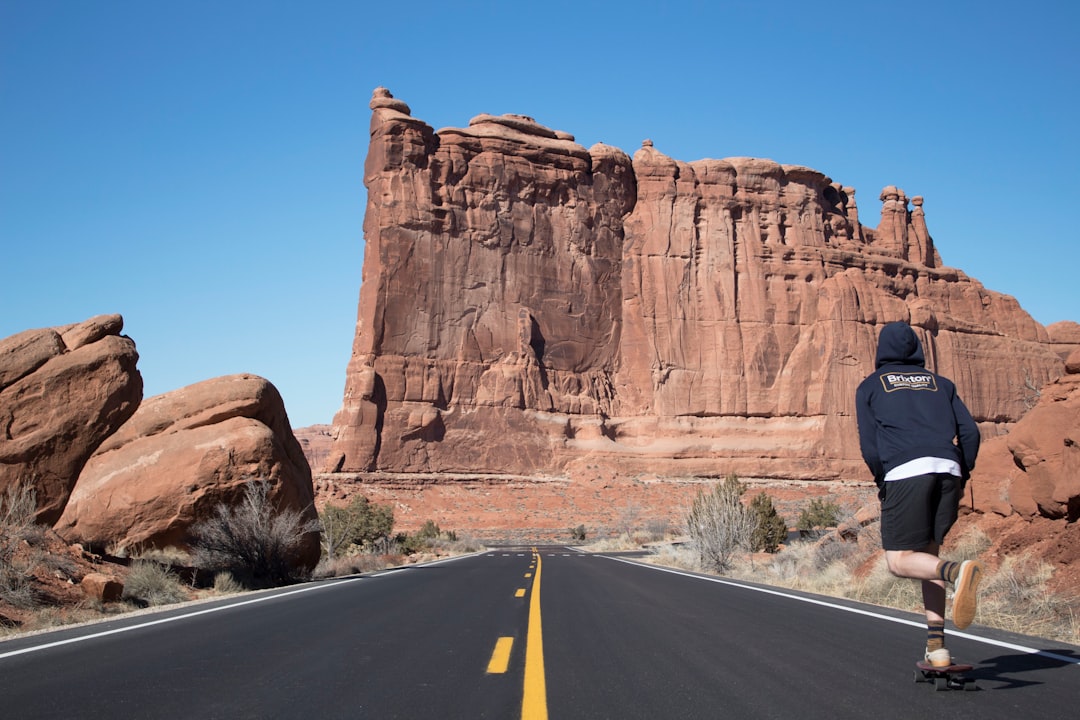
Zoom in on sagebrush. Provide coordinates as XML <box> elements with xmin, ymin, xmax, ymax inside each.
<box><xmin>188</xmin><ymin>480</ymin><xmax>320</xmax><ymax>588</ymax></box>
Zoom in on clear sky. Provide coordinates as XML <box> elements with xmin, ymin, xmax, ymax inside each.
<box><xmin>2</xmin><ymin>1</ymin><xmax>1077</xmax><ymax>428</ymax></box>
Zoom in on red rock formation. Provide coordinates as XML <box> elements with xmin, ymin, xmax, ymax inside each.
<box><xmin>55</xmin><ymin>374</ymin><xmax>319</xmax><ymax>572</ymax></box>
<box><xmin>0</xmin><ymin>315</ymin><xmax>142</xmax><ymax>524</ymax></box>
<box><xmin>968</xmin><ymin>352</ymin><xmax>1080</xmax><ymax>521</ymax></box>
<box><xmin>325</xmin><ymin>89</ymin><xmax>1066</xmax><ymax>484</ymax></box>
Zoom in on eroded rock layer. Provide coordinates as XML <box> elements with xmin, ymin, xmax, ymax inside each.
<box><xmin>326</xmin><ymin>89</ymin><xmax>1065</xmax><ymax>482</ymax></box>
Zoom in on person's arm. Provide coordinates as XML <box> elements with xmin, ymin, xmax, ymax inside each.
<box><xmin>952</xmin><ymin>392</ymin><xmax>980</xmax><ymax>478</ymax></box>
<box><xmin>855</xmin><ymin>385</ymin><xmax>884</xmax><ymax>483</ymax></box>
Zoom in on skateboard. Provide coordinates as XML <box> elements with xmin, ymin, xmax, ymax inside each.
<box><xmin>914</xmin><ymin>660</ymin><xmax>978</xmax><ymax>691</ymax></box>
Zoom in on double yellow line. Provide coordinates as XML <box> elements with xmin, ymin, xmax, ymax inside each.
<box><xmin>486</xmin><ymin>550</ymin><xmax>547</xmax><ymax>718</ymax></box>
<box><xmin>521</xmin><ymin>550</ymin><xmax>547</xmax><ymax>720</ymax></box>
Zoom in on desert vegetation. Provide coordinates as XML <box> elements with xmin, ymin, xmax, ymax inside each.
<box><xmin>0</xmin><ymin>478</ymin><xmax>482</xmax><ymax>637</ymax></box>
<box><xmin>629</xmin><ymin>476</ymin><xmax>1080</xmax><ymax>645</ymax></box>
<box><xmin>1</xmin><ymin>481</ymin><xmax>46</xmax><ymax>611</ymax></box>
<box><xmin>188</xmin><ymin>480</ymin><xmax>321</xmax><ymax>588</ymax></box>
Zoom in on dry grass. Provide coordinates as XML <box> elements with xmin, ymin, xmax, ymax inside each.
<box><xmin>645</xmin><ymin>522</ymin><xmax>1079</xmax><ymax>645</ymax></box>
<box><xmin>1</xmin><ymin>481</ymin><xmax>47</xmax><ymax>610</ymax></box>
<box><xmin>121</xmin><ymin>560</ymin><xmax>189</xmax><ymax>607</ymax></box>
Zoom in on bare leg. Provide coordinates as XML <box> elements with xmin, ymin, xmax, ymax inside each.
<box><xmin>885</xmin><ymin>542</ymin><xmax>945</xmax><ymax>623</ymax></box>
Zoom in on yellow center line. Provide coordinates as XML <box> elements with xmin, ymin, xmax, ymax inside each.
<box><xmin>515</xmin><ymin>588</ymin><xmax>526</xmax><ymax>598</ymax></box>
<box><xmin>487</xmin><ymin>636</ymin><xmax>515</xmax><ymax>674</ymax></box>
<box><xmin>522</xmin><ymin>550</ymin><xmax>547</xmax><ymax>720</ymax></box>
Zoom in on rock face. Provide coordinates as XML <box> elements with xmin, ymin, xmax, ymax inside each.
<box><xmin>970</xmin><ymin>352</ymin><xmax>1080</xmax><ymax>521</ymax></box>
<box><xmin>0</xmin><ymin>315</ymin><xmax>142</xmax><ymax>524</ymax></box>
<box><xmin>326</xmin><ymin>88</ymin><xmax>1066</xmax><ymax>482</ymax></box>
<box><xmin>55</xmin><ymin>374</ymin><xmax>320</xmax><ymax>571</ymax></box>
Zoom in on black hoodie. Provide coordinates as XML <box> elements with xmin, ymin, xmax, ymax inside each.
<box><xmin>855</xmin><ymin>322</ymin><xmax>980</xmax><ymax>484</ymax></box>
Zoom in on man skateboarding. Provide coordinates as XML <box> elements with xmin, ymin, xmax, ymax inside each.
<box><xmin>855</xmin><ymin>322</ymin><xmax>983</xmax><ymax>667</ymax></box>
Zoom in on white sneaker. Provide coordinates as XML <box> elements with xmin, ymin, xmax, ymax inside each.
<box><xmin>925</xmin><ymin>646</ymin><xmax>952</xmax><ymax>668</ymax></box>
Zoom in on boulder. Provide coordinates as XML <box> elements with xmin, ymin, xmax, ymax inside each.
<box><xmin>54</xmin><ymin>374</ymin><xmax>320</xmax><ymax>572</ymax></box>
<box><xmin>968</xmin><ymin>355</ymin><xmax>1080</xmax><ymax>520</ymax></box>
<box><xmin>0</xmin><ymin>315</ymin><xmax>142</xmax><ymax>523</ymax></box>
<box><xmin>81</xmin><ymin>572</ymin><xmax>124</xmax><ymax>603</ymax></box>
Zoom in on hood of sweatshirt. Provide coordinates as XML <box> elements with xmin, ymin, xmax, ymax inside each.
<box><xmin>875</xmin><ymin>322</ymin><xmax>925</xmax><ymax>368</ymax></box>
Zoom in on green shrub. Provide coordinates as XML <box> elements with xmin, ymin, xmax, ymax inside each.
<box><xmin>319</xmin><ymin>495</ymin><xmax>394</xmax><ymax>558</ymax></box>
<box><xmin>797</xmin><ymin>498</ymin><xmax>841</xmax><ymax>536</ymax></box>
<box><xmin>749</xmin><ymin>492</ymin><xmax>788</xmax><ymax>553</ymax></box>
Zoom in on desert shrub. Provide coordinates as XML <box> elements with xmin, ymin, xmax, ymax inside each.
<box><xmin>212</xmin><ymin>571</ymin><xmax>244</xmax><ymax>594</ymax></box>
<box><xmin>812</xmin><ymin>535</ymin><xmax>859</xmax><ymax>570</ymax></box>
<box><xmin>389</xmin><ymin>520</ymin><xmax>463</xmax><ymax>556</ymax></box>
<box><xmin>644</xmin><ymin>518</ymin><xmax>670</xmax><ymax>542</ymax></box>
<box><xmin>568</xmin><ymin>524</ymin><xmax>587</xmax><ymax>542</ymax></box>
<box><xmin>686</xmin><ymin>474</ymin><xmax>755</xmax><ymax>573</ymax></box>
<box><xmin>1</xmin><ymin>481</ymin><xmax>44</xmax><ymax>609</ymax></box>
<box><xmin>188</xmin><ymin>480</ymin><xmax>320</xmax><ymax>588</ymax></box>
<box><xmin>313</xmin><ymin>553</ymin><xmax>396</xmax><ymax>579</ymax></box>
<box><xmin>946</xmin><ymin>525</ymin><xmax>992</xmax><ymax>561</ymax></box>
<box><xmin>976</xmin><ymin>554</ymin><xmax>1077</xmax><ymax>639</ymax></box>
<box><xmin>749</xmin><ymin>492</ymin><xmax>788</xmax><ymax>553</ymax></box>
<box><xmin>122</xmin><ymin>560</ymin><xmax>188</xmax><ymax>607</ymax></box>
<box><xmin>319</xmin><ymin>495</ymin><xmax>394</xmax><ymax>558</ymax></box>
<box><xmin>797</xmin><ymin>498</ymin><xmax>841</xmax><ymax>536</ymax></box>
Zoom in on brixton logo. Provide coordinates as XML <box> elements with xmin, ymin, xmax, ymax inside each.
<box><xmin>880</xmin><ymin>372</ymin><xmax>938</xmax><ymax>392</ymax></box>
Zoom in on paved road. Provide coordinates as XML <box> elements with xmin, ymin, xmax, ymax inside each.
<box><xmin>1</xmin><ymin>546</ymin><xmax>1077</xmax><ymax>719</ymax></box>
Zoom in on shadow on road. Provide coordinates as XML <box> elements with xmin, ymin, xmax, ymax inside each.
<box><xmin>972</xmin><ymin>648</ymin><xmax>1080</xmax><ymax>689</ymax></box>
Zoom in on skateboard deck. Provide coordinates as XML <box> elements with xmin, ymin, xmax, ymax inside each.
<box><xmin>914</xmin><ymin>660</ymin><xmax>977</xmax><ymax>691</ymax></box>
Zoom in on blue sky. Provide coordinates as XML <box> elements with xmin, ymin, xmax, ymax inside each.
<box><xmin>2</xmin><ymin>1</ymin><xmax>1077</xmax><ymax>428</ymax></box>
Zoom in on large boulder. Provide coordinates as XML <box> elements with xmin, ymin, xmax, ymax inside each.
<box><xmin>54</xmin><ymin>374</ymin><xmax>319</xmax><ymax>572</ymax></box>
<box><xmin>968</xmin><ymin>352</ymin><xmax>1080</xmax><ymax>520</ymax></box>
<box><xmin>0</xmin><ymin>314</ymin><xmax>142</xmax><ymax>524</ymax></box>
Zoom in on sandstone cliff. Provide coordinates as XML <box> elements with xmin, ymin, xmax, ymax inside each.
<box><xmin>326</xmin><ymin>88</ymin><xmax>1065</xmax><ymax>483</ymax></box>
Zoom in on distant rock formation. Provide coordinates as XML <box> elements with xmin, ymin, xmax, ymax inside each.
<box><xmin>325</xmin><ymin>88</ymin><xmax>1066</xmax><ymax>482</ymax></box>
<box><xmin>0</xmin><ymin>315</ymin><xmax>142</xmax><ymax>523</ymax></box>
<box><xmin>55</xmin><ymin>374</ymin><xmax>320</xmax><ymax>571</ymax></box>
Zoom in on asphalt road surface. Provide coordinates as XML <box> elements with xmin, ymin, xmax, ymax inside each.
<box><xmin>1</xmin><ymin>546</ymin><xmax>1077</xmax><ymax>719</ymax></box>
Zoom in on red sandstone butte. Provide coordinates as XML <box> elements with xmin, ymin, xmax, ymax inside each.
<box><xmin>324</xmin><ymin>88</ymin><xmax>1066</xmax><ymax>486</ymax></box>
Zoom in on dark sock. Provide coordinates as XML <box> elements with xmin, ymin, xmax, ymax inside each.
<box><xmin>927</xmin><ymin>621</ymin><xmax>946</xmax><ymax>651</ymax></box>
<box><xmin>937</xmin><ymin>560</ymin><xmax>960</xmax><ymax>584</ymax></box>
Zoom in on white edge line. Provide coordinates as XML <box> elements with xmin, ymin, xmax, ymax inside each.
<box><xmin>0</xmin><ymin>551</ymin><xmax>489</xmax><ymax>662</ymax></box>
<box><xmin>0</xmin><ymin>577</ymin><xmax>359</xmax><ymax>661</ymax></box>
<box><xmin>607</xmin><ymin>555</ymin><xmax>1080</xmax><ymax>667</ymax></box>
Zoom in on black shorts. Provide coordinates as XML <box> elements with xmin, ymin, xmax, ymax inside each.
<box><xmin>879</xmin><ymin>473</ymin><xmax>962</xmax><ymax>551</ymax></box>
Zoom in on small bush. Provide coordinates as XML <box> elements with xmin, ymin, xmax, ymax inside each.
<box><xmin>189</xmin><ymin>480</ymin><xmax>320</xmax><ymax>588</ymax></box>
<box><xmin>1</xmin><ymin>481</ymin><xmax>44</xmax><ymax>609</ymax></box>
<box><xmin>212</xmin><ymin>572</ymin><xmax>244</xmax><ymax>595</ymax></box>
<box><xmin>797</xmin><ymin>498</ymin><xmax>841</xmax><ymax>536</ymax></box>
<box><xmin>686</xmin><ymin>474</ymin><xmax>755</xmax><ymax>573</ymax></box>
<box><xmin>749</xmin><ymin>492</ymin><xmax>788</xmax><ymax>553</ymax></box>
<box><xmin>319</xmin><ymin>495</ymin><xmax>395</xmax><ymax>558</ymax></box>
<box><xmin>122</xmin><ymin>561</ymin><xmax>188</xmax><ymax>607</ymax></box>
<box><xmin>568</xmin><ymin>524</ymin><xmax>587</xmax><ymax>542</ymax></box>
